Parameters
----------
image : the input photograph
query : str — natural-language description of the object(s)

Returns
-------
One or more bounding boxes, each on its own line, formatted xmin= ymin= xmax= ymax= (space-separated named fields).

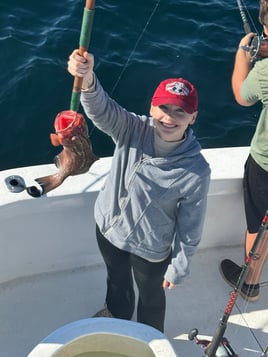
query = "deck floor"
xmin=1 ymin=246 xmax=268 ymax=357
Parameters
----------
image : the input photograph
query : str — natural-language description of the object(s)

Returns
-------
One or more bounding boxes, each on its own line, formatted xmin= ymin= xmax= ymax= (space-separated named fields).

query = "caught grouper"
xmin=36 ymin=110 xmax=98 ymax=194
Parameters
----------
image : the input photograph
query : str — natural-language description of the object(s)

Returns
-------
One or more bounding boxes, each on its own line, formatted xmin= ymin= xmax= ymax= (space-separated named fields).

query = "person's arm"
xmin=164 ymin=172 xmax=210 ymax=286
xmin=232 ymin=33 xmax=255 ymax=106
xmin=67 ymin=49 xmax=141 ymax=140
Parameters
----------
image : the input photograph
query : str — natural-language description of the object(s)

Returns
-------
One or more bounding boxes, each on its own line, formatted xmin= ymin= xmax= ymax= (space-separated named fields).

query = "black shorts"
xmin=243 ymin=154 xmax=268 ymax=233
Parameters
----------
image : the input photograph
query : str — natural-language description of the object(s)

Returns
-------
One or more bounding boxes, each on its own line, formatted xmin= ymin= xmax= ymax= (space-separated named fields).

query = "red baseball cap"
xmin=151 ymin=78 xmax=198 ymax=114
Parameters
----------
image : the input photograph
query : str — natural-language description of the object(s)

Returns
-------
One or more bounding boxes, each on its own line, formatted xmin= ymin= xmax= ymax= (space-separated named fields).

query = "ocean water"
xmin=0 ymin=0 xmax=261 ymax=171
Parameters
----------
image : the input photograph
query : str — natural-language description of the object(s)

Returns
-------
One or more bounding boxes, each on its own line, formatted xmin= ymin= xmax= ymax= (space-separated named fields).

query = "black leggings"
xmin=96 ymin=225 xmax=172 ymax=332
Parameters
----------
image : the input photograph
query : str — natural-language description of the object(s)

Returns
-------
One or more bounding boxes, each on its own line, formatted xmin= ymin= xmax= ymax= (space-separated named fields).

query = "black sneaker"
xmin=219 ymin=259 xmax=260 ymax=302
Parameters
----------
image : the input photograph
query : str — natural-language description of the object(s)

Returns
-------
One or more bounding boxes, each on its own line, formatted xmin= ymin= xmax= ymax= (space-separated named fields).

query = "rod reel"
xmin=247 ymin=34 xmax=268 ymax=63
xmin=236 ymin=0 xmax=268 ymax=62
xmin=188 ymin=328 xmax=238 ymax=357
xmin=249 ymin=34 xmax=261 ymax=62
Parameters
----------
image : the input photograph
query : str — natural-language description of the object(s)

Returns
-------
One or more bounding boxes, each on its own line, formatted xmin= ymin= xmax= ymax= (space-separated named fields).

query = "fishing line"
xmin=260 ymin=280 xmax=268 ymax=287
xmin=226 ymin=225 xmax=268 ymax=351
xmin=89 ymin=0 xmax=161 ymax=138
xmin=229 ymin=268 xmax=268 ymax=348
xmin=228 ymin=292 xmax=258 ymax=350
xmin=109 ymin=0 xmax=161 ymax=97
xmin=235 ymin=302 xmax=266 ymax=354
xmin=220 ymin=287 xmax=251 ymax=351
xmin=237 ymin=0 xmax=260 ymax=34
xmin=246 ymin=0 xmax=259 ymax=33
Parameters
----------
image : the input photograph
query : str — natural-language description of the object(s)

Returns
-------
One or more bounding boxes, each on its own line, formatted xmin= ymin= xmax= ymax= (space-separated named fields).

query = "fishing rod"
xmin=236 ymin=0 xmax=252 ymax=34
xmin=70 ymin=0 xmax=96 ymax=112
xmin=188 ymin=210 xmax=268 ymax=357
xmin=236 ymin=0 xmax=262 ymax=61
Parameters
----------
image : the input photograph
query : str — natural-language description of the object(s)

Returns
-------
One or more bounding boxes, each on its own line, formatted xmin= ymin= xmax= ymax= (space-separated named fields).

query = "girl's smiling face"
xmin=150 ymin=104 xmax=197 ymax=142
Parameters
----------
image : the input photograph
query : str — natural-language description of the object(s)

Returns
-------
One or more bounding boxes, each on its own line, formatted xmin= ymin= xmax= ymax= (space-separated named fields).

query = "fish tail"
xmin=35 ymin=174 xmax=63 ymax=195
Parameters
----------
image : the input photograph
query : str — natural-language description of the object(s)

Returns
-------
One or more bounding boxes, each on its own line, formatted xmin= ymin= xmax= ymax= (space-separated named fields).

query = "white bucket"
xmin=28 ymin=317 xmax=178 ymax=357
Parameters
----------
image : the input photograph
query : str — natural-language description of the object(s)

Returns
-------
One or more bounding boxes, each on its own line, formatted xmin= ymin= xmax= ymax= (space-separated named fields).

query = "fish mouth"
xmin=54 ymin=111 xmax=87 ymax=138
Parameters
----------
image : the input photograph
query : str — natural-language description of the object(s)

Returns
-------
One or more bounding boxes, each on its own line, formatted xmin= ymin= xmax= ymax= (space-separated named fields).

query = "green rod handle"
xmin=70 ymin=0 xmax=95 ymax=112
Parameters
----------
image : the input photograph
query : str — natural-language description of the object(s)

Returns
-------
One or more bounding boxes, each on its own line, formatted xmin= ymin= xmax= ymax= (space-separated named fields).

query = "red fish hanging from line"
xmin=35 ymin=110 xmax=98 ymax=194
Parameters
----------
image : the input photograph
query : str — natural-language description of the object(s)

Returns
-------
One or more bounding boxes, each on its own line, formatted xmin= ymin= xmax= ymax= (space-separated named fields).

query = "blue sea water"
xmin=0 ymin=0 xmax=262 ymax=170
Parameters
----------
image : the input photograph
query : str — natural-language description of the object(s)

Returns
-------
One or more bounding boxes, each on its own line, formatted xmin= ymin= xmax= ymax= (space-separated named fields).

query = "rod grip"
xmin=70 ymin=2 xmax=95 ymax=112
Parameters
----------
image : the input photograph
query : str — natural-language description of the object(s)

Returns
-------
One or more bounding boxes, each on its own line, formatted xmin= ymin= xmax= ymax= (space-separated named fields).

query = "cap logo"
xmin=165 ymin=81 xmax=190 ymax=96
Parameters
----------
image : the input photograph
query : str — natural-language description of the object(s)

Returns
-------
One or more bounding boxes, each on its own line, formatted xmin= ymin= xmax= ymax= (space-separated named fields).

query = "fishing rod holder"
xmin=188 ymin=328 xmax=238 ymax=357
xmin=5 ymin=175 xmax=26 ymax=193
xmin=5 ymin=175 xmax=42 ymax=198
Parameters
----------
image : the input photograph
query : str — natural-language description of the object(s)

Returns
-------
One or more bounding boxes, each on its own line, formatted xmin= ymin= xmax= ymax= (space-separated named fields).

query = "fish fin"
xmin=35 ymin=174 xmax=63 ymax=195
xmin=50 ymin=133 xmax=62 ymax=146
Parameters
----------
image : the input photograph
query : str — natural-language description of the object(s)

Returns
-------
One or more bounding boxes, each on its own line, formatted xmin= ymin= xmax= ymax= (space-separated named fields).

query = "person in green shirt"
xmin=220 ymin=0 xmax=268 ymax=302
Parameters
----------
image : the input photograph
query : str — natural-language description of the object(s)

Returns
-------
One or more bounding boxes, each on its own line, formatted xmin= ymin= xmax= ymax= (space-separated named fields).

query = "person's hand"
xmin=238 ymin=32 xmax=256 ymax=48
xmin=67 ymin=49 xmax=94 ymax=90
xmin=162 ymin=279 xmax=176 ymax=289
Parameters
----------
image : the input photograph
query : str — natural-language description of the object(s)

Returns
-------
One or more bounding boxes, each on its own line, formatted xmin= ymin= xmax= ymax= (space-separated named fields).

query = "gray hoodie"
xmin=81 ymin=77 xmax=211 ymax=285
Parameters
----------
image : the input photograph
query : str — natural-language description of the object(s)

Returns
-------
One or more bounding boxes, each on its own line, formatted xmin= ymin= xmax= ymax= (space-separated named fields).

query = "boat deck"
xmin=1 ymin=148 xmax=268 ymax=356
xmin=1 ymin=245 xmax=268 ymax=357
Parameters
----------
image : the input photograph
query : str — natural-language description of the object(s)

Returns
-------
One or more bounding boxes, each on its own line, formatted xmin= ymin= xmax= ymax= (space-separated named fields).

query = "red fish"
xmin=36 ymin=110 xmax=98 ymax=194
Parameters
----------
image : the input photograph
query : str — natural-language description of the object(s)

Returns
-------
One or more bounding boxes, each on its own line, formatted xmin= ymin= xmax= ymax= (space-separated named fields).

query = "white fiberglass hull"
xmin=1 ymin=147 xmax=268 ymax=356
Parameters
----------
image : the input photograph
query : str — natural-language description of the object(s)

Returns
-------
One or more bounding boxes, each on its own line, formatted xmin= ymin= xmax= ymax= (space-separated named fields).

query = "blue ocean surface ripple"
xmin=0 ymin=0 xmax=262 ymax=170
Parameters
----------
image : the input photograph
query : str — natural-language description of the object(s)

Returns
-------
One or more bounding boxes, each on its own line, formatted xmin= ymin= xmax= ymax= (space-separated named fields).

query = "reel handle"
xmin=188 ymin=328 xmax=238 ymax=357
